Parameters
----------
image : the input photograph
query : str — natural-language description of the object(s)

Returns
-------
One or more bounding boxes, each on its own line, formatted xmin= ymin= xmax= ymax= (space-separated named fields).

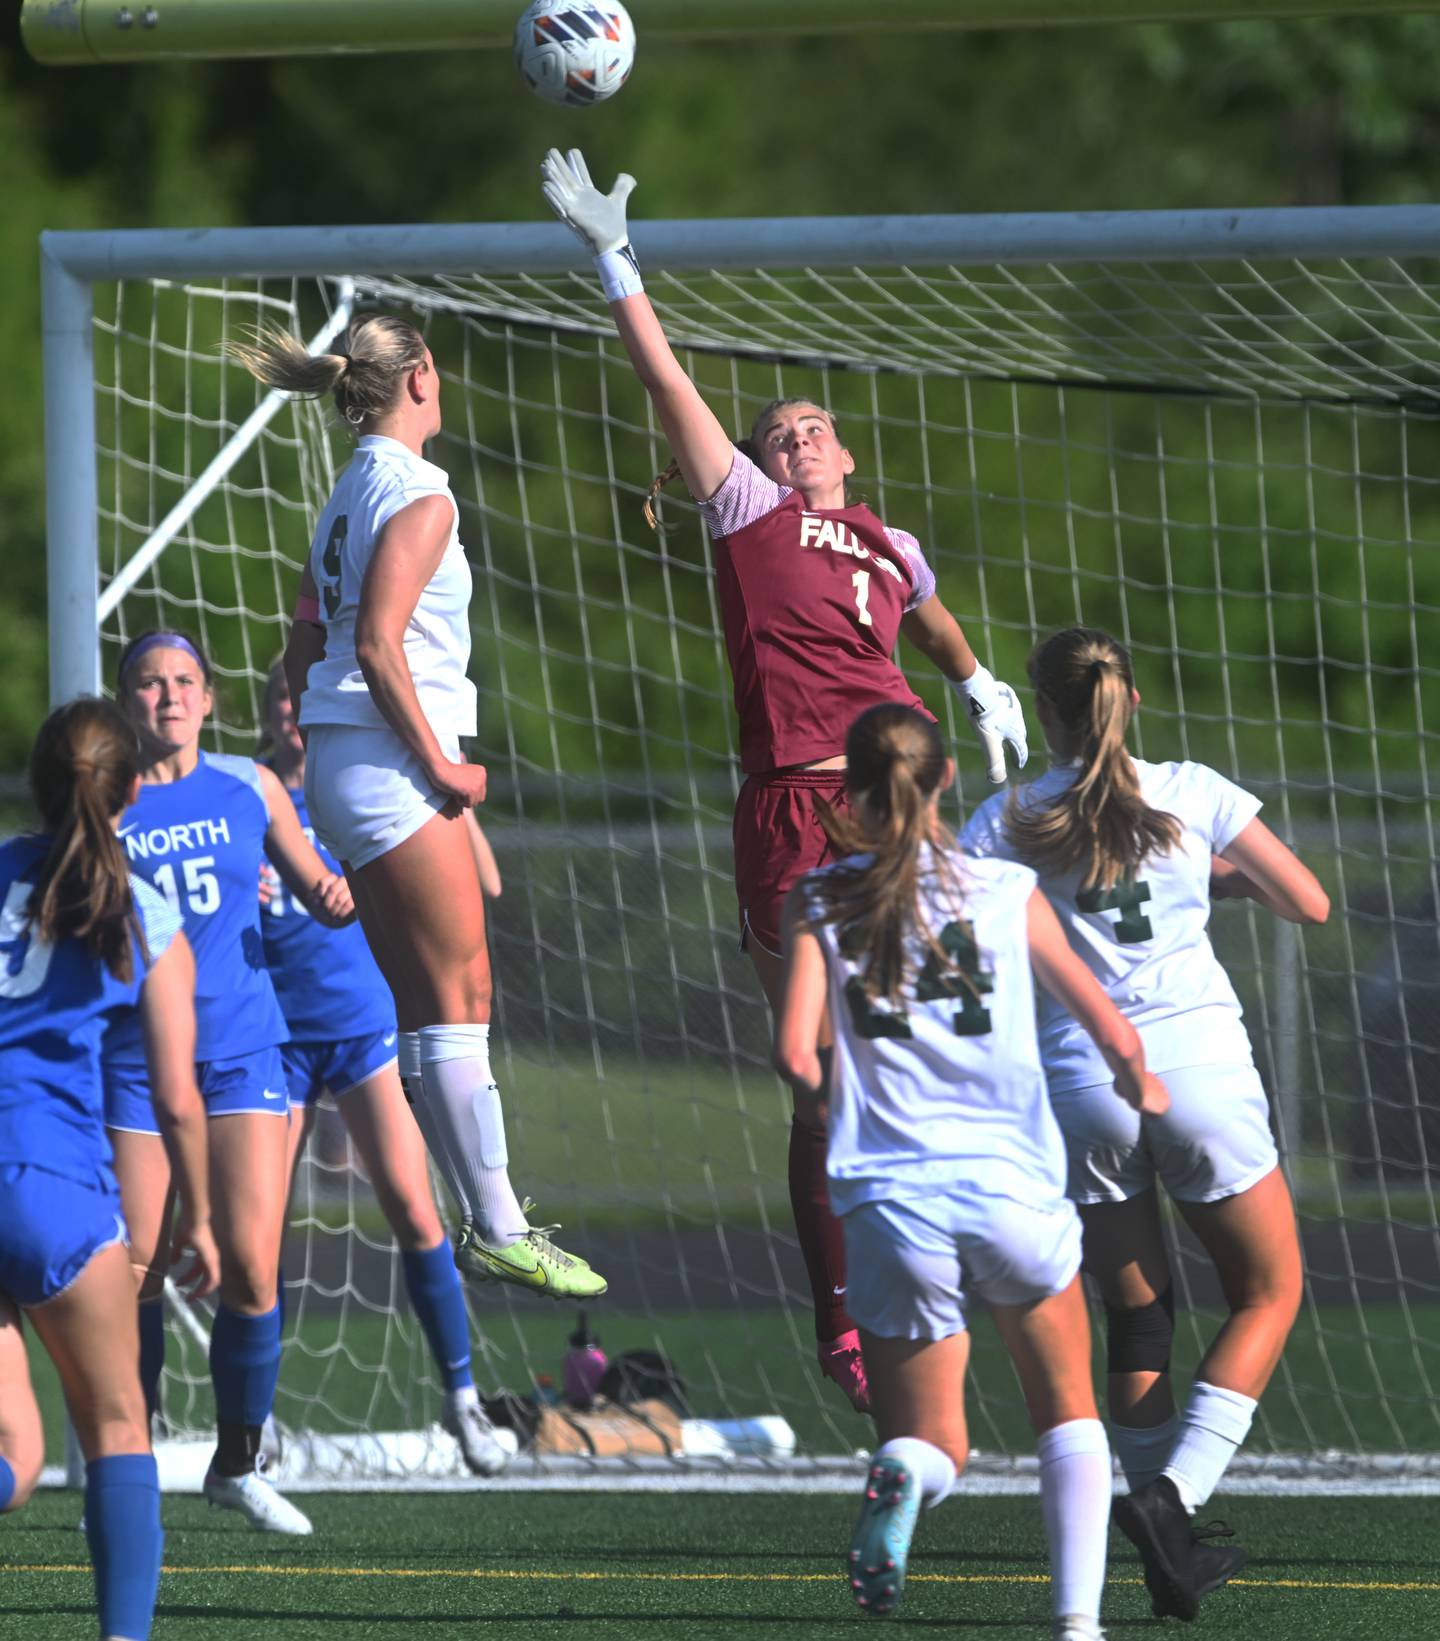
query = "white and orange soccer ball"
xmin=514 ymin=1 xmax=636 ymax=107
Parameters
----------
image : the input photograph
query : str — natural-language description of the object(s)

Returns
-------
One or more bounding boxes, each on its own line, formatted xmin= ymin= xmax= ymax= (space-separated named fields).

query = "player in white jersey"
xmin=774 ymin=704 xmax=1169 ymax=1641
xmin=228 ymin=316 xmax=604 ymax=1302
xmin=962 ymin=626 xmax=1330 ymax=1622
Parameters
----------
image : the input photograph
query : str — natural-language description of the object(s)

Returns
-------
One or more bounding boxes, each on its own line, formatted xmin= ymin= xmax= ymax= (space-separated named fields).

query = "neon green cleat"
xmin=454 ymin=1205 xmax=607 ymax=1300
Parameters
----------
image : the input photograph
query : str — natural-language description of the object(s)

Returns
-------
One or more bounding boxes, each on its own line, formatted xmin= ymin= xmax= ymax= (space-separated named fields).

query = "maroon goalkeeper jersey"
xmin=701 ymin=452 xmax=936 ymax=774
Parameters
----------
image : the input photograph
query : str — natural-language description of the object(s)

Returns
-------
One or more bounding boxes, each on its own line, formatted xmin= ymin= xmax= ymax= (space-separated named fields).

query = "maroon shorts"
xmin=733 ymin=769 xmax=850 ymax=956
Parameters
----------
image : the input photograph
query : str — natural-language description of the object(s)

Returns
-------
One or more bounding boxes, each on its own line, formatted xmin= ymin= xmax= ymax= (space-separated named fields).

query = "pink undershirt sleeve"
xmin=885 ymin=527 xmax=937 ymax=611
xmin=697 ymin=449 xmax=790 ymax=538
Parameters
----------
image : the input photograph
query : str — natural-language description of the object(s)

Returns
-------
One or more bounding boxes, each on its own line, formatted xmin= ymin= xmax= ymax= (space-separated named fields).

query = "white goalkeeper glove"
xmin=951 ymin=663 xmax=1029 ymax=784
xmin=541 ymin=148 xmax=642 ymax=301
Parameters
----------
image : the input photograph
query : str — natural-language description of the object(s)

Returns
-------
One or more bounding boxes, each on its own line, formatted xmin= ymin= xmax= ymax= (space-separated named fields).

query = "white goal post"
xmin=40 ymin=205 xmax=1440 ymax=1492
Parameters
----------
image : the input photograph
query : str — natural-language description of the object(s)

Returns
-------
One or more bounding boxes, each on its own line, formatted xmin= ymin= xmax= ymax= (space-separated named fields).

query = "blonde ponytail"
xmin=225 ymin=312 xmax=427 ymax=430
xmin=1003 ymin=627 xmax=1181 ymax=891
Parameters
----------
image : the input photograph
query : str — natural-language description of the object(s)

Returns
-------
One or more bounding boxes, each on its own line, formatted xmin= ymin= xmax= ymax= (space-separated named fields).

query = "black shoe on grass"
xmin=1113 ymin=1475 xmax=1200 ymax=1621
xmin=1150 ymin=1519 xmax=1247 ymax=1619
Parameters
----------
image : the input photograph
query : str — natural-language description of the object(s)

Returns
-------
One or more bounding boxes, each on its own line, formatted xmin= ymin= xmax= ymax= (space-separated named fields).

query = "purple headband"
xmin=119 ymin=632 xmax=209 ymax=684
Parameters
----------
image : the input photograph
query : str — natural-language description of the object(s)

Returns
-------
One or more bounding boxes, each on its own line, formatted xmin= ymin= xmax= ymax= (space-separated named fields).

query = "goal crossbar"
xmin=40 ymin=204 xmax=1440 ymax=282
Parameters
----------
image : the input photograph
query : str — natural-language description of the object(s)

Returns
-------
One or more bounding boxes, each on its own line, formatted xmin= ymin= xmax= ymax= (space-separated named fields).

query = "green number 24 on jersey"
xmin=843 ymin=920 xmax=994 ymax=1041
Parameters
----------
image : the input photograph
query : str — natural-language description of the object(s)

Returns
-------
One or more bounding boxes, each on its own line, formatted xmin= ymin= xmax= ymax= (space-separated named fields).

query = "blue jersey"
xmin=0 ymin=836 xmax=182 ymax=1188
xmin=108 ymin=751 xmax=289 ymax=1066
xmin=261 ymin=781 xmax=394 ymax=1041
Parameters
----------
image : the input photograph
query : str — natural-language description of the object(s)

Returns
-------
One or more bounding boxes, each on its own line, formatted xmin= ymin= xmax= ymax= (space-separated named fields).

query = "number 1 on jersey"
xmin=851 ymin=569 xmax=873 ymax=627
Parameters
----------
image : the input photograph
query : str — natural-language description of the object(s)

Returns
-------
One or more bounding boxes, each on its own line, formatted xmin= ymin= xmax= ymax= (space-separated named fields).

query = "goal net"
xmin=46 ymin=210 xmax=1440 ymax=1490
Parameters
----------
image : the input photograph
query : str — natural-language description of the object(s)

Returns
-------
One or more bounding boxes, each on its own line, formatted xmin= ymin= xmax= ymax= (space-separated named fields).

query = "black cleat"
xmin=1113 ymin=1475 xmax=1200 ymax=1622
xmin=1151 ymin=1520 xmax=1246 ymax=1618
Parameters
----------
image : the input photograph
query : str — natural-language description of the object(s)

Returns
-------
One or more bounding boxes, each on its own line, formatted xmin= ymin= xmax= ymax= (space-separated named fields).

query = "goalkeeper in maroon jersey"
xmin=542 ymin=149 xmax=1027 ymax=1414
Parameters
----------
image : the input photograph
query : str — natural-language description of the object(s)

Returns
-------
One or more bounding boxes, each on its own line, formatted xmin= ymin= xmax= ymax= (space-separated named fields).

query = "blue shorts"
xmin=104 ymin=1045 xmax=291 ymax=1136
xmin=282 ymin=1030 xmax=399 ymax=1107
xmin=0 ymin=1165 xmax=128 ymax=1309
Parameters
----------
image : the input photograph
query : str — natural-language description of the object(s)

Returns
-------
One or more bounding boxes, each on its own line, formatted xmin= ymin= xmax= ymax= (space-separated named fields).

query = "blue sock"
xmin=84 ymin=1453 xmax=162 ymax=1641
xmin=138 ymin=1302 xmax=166 ymax=1424
xmin=401 ymin=1240 xmax=475 ymax=1393
xmin=209 ymin=1303 xmax=281 ymax=1428
xmin=0 ymin=1453 xmax=15 ymax=1511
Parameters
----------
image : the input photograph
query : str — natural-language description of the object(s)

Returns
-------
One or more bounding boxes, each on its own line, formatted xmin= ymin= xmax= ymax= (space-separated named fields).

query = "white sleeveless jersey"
xmin=803 ymin=846 xmax=1068 ymax=1218
xmin=300 ymin=435 xmax=478 ymax=738
xmin=962 ymin=758 xmax=1262 ymax=1091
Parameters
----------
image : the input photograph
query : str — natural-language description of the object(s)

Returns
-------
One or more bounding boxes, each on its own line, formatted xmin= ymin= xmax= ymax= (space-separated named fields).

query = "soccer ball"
xmin=514 ymin=1 xmax=636 ymax=108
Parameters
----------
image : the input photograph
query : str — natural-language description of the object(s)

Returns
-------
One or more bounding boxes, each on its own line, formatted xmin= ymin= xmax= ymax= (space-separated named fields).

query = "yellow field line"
xmin=9 ymin=1566 xmax=1440 ymax=1593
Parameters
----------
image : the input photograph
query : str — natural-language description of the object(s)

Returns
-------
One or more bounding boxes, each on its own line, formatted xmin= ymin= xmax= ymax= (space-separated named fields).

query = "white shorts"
xmin=304 ymin=723 xmax=459 ymax=871
xmin=1053 ymin=1061 xmax=1279 ymax=1206
xmin=842 ymin=1191 xmax=1082 ymax=1342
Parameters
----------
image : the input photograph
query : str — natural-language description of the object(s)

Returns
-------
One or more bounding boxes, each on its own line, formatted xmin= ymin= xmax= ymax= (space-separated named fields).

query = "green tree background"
xmin=5 ymin=15 xmax=1440 ymax=768
xmin=5 ymin=12 xmax=1440 ymax=796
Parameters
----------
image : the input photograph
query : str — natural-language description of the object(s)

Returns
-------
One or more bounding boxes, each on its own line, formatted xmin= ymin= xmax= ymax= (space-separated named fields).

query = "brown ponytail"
xmin=1003 ymin=627 xmax=1181 ymax=891
xmin=643 ymin=457 xmax=681 ymax=532
xmin=809 ymin=703 xmax=971 ymax=1012
xmin=27 ymin=699 xmax=144 ymax=982
xmin=225 ymin=312 xmax=427 ymax=431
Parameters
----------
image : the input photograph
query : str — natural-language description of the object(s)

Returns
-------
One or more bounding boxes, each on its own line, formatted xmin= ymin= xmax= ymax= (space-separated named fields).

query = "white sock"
xmin=1037 ymin=1418 xmax=1111 ymax=1625
xmin=1110 ymin=1413 xmax=1180 ymax=1493
xmin=443 ymin=1384 xmax=480 ymax=1416
xmin=399 ymin=1031 xmax=472 ymax=1218
xmin=1052 ymin=1617 xmax=1104 ymax=1641
xmin=875 ymin=1437 xmax=958 ymax=1508
xmin=1162 ymin=1381 xmax=1256 ymax=1513
xmin=417 ymin=1024 xmax=528 ymax=1248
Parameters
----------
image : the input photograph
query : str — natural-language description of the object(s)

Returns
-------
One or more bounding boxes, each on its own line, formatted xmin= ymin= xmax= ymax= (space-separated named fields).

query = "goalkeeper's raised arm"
xmin=542 ymin=146 xmax=1029 ymax=1413
xmin=539 ymin=147 xmax=1028 ymax=787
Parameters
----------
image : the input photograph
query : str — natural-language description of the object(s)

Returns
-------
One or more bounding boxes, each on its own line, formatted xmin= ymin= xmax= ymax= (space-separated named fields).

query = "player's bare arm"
xmin=353 ymin=493 xmax=486 ymax=810
xmin=899 ymin=595 xmax=980 ymax=683
xmin=283 ymin=562 xmax=327 ymax=741
xmin=1219 ymin=819 xmax=1330 ymax=925
xmin=138 ymin=930 xmax=219 ymax=1298
xmin=541 ymin=149 xmax=735 ymax=503
xmin=771 ymin=886 xmax=827 ymax=1098
xmin=256 ymin=763 xmax=355 ymax=927
xmin=900 ymin=596 xmax=1027 ymax=784
xmin=464 ymin=812 xmax=503 ymax=898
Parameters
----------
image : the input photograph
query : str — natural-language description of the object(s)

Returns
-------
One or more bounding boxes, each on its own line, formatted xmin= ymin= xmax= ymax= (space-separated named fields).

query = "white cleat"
xmin=442 ymin=1393 xmax=510 ymax=1478
xmin=1053 ymin=1619 xmax=1105 ymax=1641
xmin=203 ymin=1466 xmax=313 ymax=1535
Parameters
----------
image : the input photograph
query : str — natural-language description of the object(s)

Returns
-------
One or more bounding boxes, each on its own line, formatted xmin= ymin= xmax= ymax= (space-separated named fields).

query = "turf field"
xmin=4 ymin=1490 xmax=1437 ymax=1639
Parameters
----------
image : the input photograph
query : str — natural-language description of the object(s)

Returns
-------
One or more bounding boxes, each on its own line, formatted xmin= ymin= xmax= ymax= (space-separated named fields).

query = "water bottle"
xmin=561 ymin=1312 xmax=608 ymax=1409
